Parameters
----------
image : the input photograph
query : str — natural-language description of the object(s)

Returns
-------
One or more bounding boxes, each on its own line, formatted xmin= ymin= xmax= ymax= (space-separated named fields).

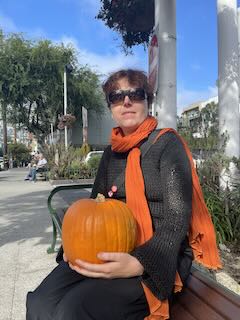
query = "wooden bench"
xmin=171 ymin=266 xmax=240 ymax=319
xmin=47 ymin=184 xmax=240 ymax=319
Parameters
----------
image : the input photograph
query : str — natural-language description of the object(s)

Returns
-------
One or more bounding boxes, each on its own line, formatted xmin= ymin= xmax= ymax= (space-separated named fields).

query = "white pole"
xmin=154 ymin=0 xmax=177 ymax=129
xmin=217 ymin=0 xmax=240 ymax=188
xmin=50 ymin=123 xmax=54 ymax=144
xmin=238 ymin=7 xmax=240 ymax=111
xmin=64 ymin=68 xmax=68 ymax=150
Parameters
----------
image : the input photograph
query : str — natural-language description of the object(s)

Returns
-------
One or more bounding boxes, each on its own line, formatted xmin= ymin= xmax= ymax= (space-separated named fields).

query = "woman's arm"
xmin=131 ymin=133 xmax=192 ymax=300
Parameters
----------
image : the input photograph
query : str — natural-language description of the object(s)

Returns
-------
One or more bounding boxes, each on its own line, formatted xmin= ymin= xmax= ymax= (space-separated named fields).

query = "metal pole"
xmin=217 ymin=0 xmax=240 ymax=188
xmin=63 ymin=68 xmax=68 ymax=150
xmin=154 ymin=0 xmax=177 ymax=129
xmin=238 ymin=7 xmax=240 ymax=111
xmin=50 ymin=123 xmax=54 ymax=144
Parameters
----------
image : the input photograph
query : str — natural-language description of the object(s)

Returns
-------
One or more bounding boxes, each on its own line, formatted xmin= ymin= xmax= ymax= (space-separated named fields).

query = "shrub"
xmin=42 ymin=143 xmax=96 ymax=180
xmin=197 ymin=153 xmax=240 ymax=244
xmin=87 ymin=155 xmax=102 ymax=174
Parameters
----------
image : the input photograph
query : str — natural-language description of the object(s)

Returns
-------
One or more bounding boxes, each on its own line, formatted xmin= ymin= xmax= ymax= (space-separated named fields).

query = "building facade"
xmin=180 ymin=96 xmax=218 ymax=138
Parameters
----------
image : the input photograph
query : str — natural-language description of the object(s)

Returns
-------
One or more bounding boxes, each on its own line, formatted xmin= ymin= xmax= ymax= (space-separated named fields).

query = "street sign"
xmin=149 ymin=34 xmax=159 ymax=94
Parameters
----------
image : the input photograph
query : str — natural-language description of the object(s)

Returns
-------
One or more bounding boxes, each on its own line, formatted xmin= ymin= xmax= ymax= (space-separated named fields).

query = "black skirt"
xmin=26 ymin=261 xmax=149 ymax=320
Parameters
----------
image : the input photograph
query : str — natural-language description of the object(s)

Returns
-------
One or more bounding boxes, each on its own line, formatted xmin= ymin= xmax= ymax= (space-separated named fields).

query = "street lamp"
xmin=63 ymin=63 xmax=73 ymax=149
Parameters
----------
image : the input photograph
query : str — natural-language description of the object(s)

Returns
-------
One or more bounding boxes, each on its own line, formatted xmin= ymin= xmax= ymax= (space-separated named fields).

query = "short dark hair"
xmin=102 ymin=69 xmax=153 ymax=107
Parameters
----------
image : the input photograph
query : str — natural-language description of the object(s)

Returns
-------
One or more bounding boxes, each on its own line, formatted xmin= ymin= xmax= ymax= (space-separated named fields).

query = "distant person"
xmin=24 ymin=160 xmax=37 ymax=182
xmin=36 ymin=154 xmax=47 ymax=173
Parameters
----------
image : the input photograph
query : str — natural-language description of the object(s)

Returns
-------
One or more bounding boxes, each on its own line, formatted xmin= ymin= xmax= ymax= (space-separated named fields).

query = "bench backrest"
xmin=171 ymin=267 xmax=240 ymax=320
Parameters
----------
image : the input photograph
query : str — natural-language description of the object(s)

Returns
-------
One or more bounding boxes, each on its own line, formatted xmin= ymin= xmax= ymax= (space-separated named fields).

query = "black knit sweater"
xmin=91 ymin=131 xmax=193 ymax=301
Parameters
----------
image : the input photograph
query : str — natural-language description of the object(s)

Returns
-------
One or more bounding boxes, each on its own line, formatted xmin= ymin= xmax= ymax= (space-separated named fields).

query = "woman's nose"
xmin=123 ymin=95 xmax=132 ymax=106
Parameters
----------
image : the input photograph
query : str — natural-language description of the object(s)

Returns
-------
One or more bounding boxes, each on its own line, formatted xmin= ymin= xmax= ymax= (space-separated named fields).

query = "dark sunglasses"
xmin=108 ymin=88 xmax=147 ymax=105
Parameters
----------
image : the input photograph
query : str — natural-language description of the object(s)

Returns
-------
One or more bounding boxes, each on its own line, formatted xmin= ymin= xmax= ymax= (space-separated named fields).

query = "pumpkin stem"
xmin=96 ymin=193 xmax=106 ymax=203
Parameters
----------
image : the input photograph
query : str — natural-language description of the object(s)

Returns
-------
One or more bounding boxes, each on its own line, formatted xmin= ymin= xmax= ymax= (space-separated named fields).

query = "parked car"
xmin=0 ymin=157 xmax=4 ymax=170
xmin=84 ymin=151 xmax=104 ymax=164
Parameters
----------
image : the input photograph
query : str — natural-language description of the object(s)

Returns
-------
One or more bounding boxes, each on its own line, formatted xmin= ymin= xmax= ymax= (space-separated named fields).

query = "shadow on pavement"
xmin=0 ymin=189 xmax=54 ymax=248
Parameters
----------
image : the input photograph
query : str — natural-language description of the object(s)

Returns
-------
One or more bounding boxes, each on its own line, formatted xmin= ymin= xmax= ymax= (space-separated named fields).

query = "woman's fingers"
xmin=63 ymin=252 xmax=68 ymax=262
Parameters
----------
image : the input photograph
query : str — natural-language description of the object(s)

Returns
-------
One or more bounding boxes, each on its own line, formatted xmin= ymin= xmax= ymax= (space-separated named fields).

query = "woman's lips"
xmin=122 ymin=111 xmax=136 ymax=116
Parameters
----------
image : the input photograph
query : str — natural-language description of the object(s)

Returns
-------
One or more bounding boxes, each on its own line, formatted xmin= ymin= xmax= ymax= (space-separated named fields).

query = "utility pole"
xmin=2 ymin=103 xmax=8 ymax=169
xmin=217 ymin=0 xmax=240 ymax=188
xmin=63 ymin=63 xmax=73 ymax=150
xmin=63 ymin=67 xmax=68 ymax=150
xmin=153 ymin=0 xmax=177 ymax=129
xmin=238 ymin=7 xmax=240 ymax=110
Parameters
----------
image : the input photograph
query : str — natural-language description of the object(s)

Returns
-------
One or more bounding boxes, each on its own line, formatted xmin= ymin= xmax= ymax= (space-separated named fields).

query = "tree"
xmin=0 ymin=31 xmax=31 ymax=159
xmin=0 ymin=30 xmax=105 ymax=148
xmin=97 ymin=0 xmax=154 ymax=50
xmin=8 ymin=142 xmax=31 ymax=166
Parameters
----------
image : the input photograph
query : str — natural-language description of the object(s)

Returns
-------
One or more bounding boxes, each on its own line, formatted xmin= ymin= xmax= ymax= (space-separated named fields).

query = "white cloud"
xmin=177 ymin=85 xmax=218 ymax=114
xmin=0 ymin=12 xmax=18 ymax=33
xmin=60 ymin=36 xmax=146 ymax=77
xmin=0 ymin=11 xmax=46 ymax=39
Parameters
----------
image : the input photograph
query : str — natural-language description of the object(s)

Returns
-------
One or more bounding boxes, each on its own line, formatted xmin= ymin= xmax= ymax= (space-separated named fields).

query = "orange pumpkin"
xmin=62 ymin=193 xmax=137 ymax=265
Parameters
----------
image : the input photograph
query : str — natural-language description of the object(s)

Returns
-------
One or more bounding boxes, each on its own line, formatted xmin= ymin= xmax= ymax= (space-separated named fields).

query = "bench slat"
xmin=175 ymin=287 xmax=226 ymax=319
xmin=188 ymin=271 xmax=240 ymax=319
xmin=191 ymin=269 xmax=240 ymax=307
xmin=171 ymin=303 xmax=197 ymax=320
xmin=171 ymin=269 xmax=240 ymax=320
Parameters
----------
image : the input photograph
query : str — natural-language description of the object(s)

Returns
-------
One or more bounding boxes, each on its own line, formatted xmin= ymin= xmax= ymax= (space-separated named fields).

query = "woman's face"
xmin=109 ymin=77 xmax=149 ymax=136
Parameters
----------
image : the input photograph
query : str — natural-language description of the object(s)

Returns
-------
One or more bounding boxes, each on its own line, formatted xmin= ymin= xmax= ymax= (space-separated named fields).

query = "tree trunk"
xmin=2 ymin=103 xmax=8 ymax=169
xmin=13 ymin=125 xmax=17 ymax=143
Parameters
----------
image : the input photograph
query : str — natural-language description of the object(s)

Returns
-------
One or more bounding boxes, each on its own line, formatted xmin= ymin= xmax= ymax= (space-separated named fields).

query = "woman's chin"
xmin=120 ymin=122 xmax=140 ymax=135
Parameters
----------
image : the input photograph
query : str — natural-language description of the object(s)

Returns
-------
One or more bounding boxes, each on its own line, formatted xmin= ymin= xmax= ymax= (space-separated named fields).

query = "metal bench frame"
xmin=47 ymin=183 xmax=93 ymax=253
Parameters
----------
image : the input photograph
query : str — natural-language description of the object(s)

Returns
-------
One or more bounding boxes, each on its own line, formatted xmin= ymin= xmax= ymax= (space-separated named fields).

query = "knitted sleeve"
xmin=131 ymin=134 xmax=192 ymax=300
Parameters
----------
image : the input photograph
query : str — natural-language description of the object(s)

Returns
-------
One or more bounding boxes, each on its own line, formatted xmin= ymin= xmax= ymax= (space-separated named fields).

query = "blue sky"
xmin=0 ymin=0 xmax=228 ymax=113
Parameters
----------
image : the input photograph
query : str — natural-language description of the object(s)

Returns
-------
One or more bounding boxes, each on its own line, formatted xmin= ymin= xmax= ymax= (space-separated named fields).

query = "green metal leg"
xmin=47 ymin=218 xmax=58 ymax=253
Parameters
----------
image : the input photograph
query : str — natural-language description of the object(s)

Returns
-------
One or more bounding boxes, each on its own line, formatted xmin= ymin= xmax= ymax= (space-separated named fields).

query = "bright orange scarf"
xmin=111 ymin=116 xmax=222 ymax=320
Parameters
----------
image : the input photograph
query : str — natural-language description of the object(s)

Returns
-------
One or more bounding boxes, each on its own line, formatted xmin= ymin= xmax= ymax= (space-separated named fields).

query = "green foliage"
xmin=179 ymin=102 xmax=240 ymax=244
xmin=87 ymin=155 xmax=102 ymax=173
xmin=42 ymin=143 xmax=95 ymax=180
xmin=0 ymin=30 xmax=105 ymax=148
xmin=97 ymin=0 xmax=154 ymax=51
xmin=79 ymin=143 xmax=91 ymax=158
xmin=7 ymin=143 xmax=31 ymax=165
xmin=197 ymin=154 xmax=240 ymax=244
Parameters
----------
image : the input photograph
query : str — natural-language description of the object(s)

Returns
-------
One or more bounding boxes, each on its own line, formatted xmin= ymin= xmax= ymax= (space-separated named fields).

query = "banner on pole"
xmin=82 ymin=106 xmax=88 ymax=143
xmin=149 ymin=33 xmax=159 ymax=94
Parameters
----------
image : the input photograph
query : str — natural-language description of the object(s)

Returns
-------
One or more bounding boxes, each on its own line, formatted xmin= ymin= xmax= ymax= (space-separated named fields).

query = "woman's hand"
xmin=67 ymin=252 xmax=144 ymax=279
xmin=63 ymin=252 xmax=68 ymax=262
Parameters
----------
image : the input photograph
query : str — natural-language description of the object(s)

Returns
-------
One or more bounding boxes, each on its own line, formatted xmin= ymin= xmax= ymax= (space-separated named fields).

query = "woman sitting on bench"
xmin=36 ymin=154 xmax=47 ymax=173
xmin=26 ymin=69 xmax=221 ymax=320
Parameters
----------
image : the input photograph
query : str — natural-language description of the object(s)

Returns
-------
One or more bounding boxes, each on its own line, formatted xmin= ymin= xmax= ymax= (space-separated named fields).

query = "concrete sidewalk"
xmin=0 ymin=168 xmax=61 ymax=320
